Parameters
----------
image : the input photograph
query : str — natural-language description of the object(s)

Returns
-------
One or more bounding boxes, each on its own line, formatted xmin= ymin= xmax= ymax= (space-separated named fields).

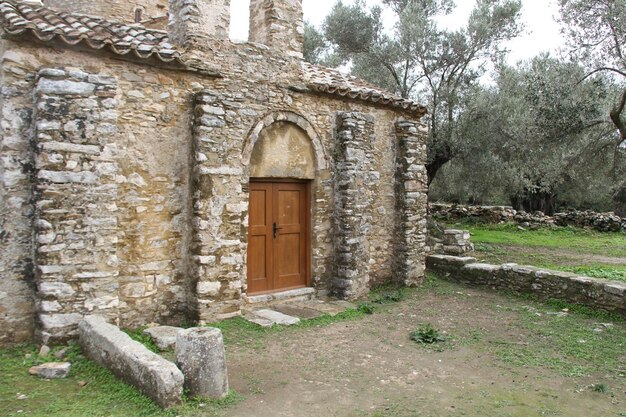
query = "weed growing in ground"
xmin=592 ymin=383 xmax=608 ymax=393
xmin=410 ymin=323 xmax=445 ymax=345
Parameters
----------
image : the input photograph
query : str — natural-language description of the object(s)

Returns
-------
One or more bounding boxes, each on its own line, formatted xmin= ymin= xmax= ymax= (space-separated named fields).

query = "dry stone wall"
xmin=431 ymin=203 xmax=626 ymax=233
xmin=427 ymin=255 xmax=626 ymax=317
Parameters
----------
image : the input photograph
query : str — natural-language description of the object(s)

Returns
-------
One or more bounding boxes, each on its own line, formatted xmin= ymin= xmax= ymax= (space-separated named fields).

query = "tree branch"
xmin=610 ymin=86 xmax=626 ymax=141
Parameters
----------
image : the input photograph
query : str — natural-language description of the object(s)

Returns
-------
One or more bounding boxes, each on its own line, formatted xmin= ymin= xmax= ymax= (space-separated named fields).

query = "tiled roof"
xmin=0 ymin=1 xmax=426 ymax=114
xmin=301 ymin=62 xmax=427 ymax=116
xmin=0 ymin=0 xmax=181 ymax=62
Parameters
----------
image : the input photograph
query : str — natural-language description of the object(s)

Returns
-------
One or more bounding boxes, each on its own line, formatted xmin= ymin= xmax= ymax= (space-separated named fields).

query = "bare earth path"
xmin=223 ymin=279 xmax=626 ymax=417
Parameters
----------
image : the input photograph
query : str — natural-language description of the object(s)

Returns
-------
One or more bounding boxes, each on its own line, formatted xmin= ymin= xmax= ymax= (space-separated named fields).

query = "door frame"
xmin=247 ymin=178 xmax=312 ymax=295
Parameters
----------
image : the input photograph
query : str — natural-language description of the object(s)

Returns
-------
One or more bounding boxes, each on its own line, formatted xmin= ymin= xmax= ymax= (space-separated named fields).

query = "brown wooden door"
xmin=248 ymin=181 xmax=309 ymax=294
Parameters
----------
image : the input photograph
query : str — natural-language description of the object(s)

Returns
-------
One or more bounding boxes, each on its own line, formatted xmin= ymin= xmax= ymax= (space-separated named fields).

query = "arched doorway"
xmin=244 ymin=113 xmax=325 ymax=295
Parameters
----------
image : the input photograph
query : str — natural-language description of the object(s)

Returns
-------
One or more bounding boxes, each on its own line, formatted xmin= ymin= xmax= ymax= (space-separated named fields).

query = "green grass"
xmin=0 ymin=308 xmax=367 ymax=417
xmin=491 ymin=305 xmax=626 ymax=377
xmin=556 ymin=265 xmax=626 ymax=283
xmin=454 ymin=222 xmax=626 ymax=257
xmin=453 ymin=222 xmax=626 ymax=283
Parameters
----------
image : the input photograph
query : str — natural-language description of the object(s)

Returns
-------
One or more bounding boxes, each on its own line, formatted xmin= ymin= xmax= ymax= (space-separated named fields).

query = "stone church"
xmin=0 ymin=0 xmax=429 ymax=345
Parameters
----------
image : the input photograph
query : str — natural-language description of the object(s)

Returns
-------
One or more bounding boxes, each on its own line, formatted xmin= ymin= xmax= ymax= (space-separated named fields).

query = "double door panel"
xmin=248 ymin=181 xmax=308 ymax=294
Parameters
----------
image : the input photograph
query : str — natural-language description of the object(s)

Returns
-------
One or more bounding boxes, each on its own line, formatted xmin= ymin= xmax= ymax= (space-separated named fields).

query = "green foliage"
xmin=592 ymin=383 xmax=608 ymax=393
xmin=357 ymin=302 xmax=376 ymax=314
xmin=559 ymin=266 xmax=626 ymax=283
xmin=305 ymin=0 xmax=523 ymax=184
xmin=430 ymin=56 xmax=626 ymax=212
xmin=410 ymin=323 xmax=445 ymax=344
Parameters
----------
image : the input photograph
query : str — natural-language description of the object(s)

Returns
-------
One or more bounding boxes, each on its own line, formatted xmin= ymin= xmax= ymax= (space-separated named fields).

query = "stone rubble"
xmin=28 ymin=362 xmax=71 ymax=379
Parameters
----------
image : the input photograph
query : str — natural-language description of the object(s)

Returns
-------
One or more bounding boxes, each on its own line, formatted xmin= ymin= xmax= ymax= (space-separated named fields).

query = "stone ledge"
xmin=427 ymin=255 xmax=626 ymax=317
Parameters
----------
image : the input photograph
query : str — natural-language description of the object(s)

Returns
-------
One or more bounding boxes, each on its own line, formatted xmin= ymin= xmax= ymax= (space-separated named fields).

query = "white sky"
xmin=230 ymin=0 xmax=565 ymax=64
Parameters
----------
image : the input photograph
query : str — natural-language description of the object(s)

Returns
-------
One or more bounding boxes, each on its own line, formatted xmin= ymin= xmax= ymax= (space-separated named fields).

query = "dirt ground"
xmin=223 ymin=280 xmax=626 ymax=417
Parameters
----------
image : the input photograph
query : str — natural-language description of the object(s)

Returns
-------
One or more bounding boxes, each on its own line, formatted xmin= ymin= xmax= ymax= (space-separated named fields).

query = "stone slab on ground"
xmin=244 ymin=309 xmax=300 ymax=327
xmin=272 ymin=304 xmax=324 ymax=319
xmin=78 ymin=315 xmax=184 ymax=408
xmin=300 ymin=301 xmax=349 ymax=316
xmin=29 ymin=362 xmax=71 ymax=379
xmin=143 ymin=326 xmax=183 ymax=351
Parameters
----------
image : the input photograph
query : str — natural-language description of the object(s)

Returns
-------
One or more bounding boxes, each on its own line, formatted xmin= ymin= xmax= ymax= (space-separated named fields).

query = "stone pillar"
xmin=168 ymin=0 xmax=231 ymax=47
xmin=191 ymin=90 xmax=246 ymax=323
xmin=33 ymin=68 xmax=120 ymax=343
xmin=333 ymin=112 xmax=376 ymax=299
xmin=175 ymin=327 xmax=228 ymax=399
xmin=394 ymin=120 xmax=428 ymax=286
xmin=0 ymin=49 xmax=38 ymax=345
xmin=249 ymin=0 xmax=304 ymax=58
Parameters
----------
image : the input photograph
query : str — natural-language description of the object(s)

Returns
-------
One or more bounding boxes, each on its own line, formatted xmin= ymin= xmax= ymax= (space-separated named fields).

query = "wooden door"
xmin=248 ymin=181 xmax=309 ymax=294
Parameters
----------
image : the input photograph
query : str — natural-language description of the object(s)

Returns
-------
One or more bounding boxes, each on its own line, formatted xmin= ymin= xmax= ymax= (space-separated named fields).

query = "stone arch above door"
xmin=243 ymin=111 xmax=328 ymax=174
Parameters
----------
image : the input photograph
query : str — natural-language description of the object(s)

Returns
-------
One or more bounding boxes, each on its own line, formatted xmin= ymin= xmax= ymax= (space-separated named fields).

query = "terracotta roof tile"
xmin=0 ymin=1 xmax=426 ymax=114
xmin=0 ymin=0 xmax=181 ymax=62
xmin=301 ymin=62 xmax=427 ymax=116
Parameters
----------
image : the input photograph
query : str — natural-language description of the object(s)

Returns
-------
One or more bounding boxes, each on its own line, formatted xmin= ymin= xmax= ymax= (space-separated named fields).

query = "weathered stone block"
xmin=175 ymin=327 xmax=229 ymax=399
xmin=29 ymin=362 xmax=71 ymax=379
xmin=79 ymin=316 xmax=183 ymax=408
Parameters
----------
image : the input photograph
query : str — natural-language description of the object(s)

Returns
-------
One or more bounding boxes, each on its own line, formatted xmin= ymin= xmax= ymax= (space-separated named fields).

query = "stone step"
xmin=242 ymin=287 xmax=315 ymax=306
xmin=243 ymin=309 xmax=300 ymax=328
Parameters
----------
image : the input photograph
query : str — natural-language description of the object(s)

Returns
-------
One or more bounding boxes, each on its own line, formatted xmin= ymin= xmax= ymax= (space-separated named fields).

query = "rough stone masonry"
xmin=0 ymin=0 xmax=429 ymax=345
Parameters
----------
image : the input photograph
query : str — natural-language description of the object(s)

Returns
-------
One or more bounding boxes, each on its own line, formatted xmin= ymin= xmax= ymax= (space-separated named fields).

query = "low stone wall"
xmin=426 ymin=255 xmax=626 ymax=317
xmin=430 ymin=203 xmax=626 ymax=233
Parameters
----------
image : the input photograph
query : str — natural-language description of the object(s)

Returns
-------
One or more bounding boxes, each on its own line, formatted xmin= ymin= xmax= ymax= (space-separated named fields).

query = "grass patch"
xmin=556 ymin=265 xmax=626 ymax=283
xmin=490 ymin=299 xmax=626 ymax=377
xmin=452 ymin=222 xmax=626 ymax=257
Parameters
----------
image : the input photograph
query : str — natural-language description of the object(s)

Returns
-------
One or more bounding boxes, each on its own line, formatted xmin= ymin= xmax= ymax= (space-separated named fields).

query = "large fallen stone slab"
xmin=78 ymin=316 xmax=184 ymax=408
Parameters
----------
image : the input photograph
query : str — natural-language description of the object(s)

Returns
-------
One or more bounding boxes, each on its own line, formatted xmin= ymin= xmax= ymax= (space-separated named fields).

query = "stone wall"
xmin=431 ymin=203 xmax=626 ymax=233
xmin=0 ymin=26 xmax=429 ymax=342
xmin=426 ymin=223 xmax=474 ymax=256
xmin=427 ymin=255 xmax=626 ymax=317
xmin=33 ymin=68 xmax=120 ymax=343
xmin=44 ymin=0 xmax=168 ymax=23
xmin=249 ymin=0 xmax=304 ymax=58
xmin=394 ymin=120 xmax=428 ymax=286
xmin=332 ymin=112 xmax=376 ymax=299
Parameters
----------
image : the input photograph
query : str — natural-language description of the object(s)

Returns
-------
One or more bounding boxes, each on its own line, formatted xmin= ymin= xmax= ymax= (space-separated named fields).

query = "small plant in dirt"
xmin=410 ymin=323 xmax=445 ymax=344
xmin=357 ymin=302 xmax=375 ymax=314
xmin=592 ymin=383 xmax=608 ymax=393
